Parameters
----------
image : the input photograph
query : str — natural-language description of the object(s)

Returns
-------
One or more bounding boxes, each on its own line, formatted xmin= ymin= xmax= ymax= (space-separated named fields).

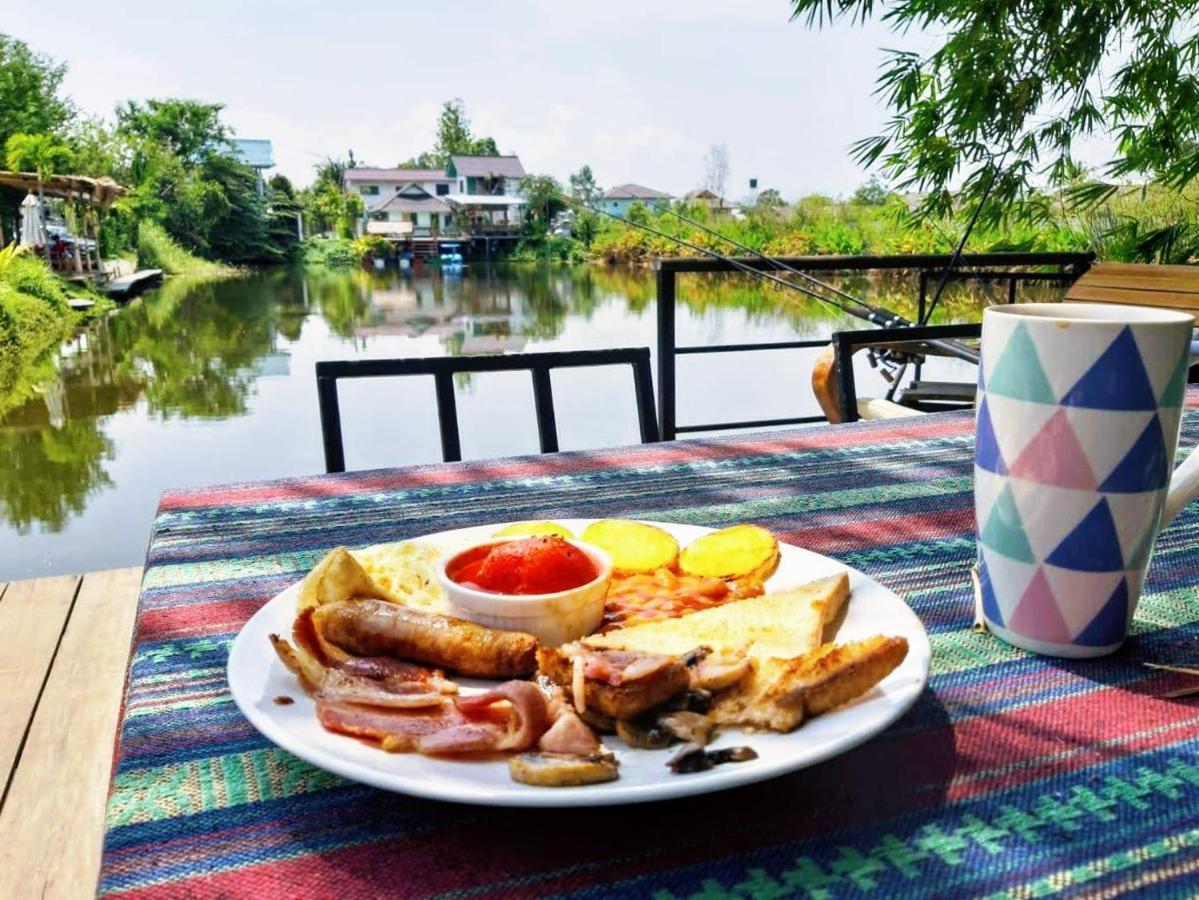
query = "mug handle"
xmin=1163 ymin=444 xmax=1199 ymax=527
xmin=1162 ymin=342 xmax=1199 ymax=527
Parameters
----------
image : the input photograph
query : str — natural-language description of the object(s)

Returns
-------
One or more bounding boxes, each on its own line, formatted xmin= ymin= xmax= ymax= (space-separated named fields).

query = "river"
xmin=1 ymin=264 xmax=1024 ymax=580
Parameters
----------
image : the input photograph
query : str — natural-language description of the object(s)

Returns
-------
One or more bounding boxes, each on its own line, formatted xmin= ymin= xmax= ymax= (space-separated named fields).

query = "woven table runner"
xmin=99 ymin=404 xmax=1199 ymax=898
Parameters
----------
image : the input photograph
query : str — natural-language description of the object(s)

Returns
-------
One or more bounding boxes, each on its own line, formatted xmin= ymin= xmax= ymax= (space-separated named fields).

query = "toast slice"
xmin=585 ymin=573 xmax=850 ymax=661
xmin=711 ymin=635 xmax=909 ymax=732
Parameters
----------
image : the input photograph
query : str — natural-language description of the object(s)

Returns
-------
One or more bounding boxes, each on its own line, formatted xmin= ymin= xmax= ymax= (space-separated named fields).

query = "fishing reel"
xmin=865 ymin=346 xmax=922 ymax=384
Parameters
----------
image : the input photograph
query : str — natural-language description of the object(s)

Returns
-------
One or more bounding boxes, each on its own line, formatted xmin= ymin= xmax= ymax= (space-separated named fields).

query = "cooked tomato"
xmin=451 ymin=537 xmax=598 ymax=594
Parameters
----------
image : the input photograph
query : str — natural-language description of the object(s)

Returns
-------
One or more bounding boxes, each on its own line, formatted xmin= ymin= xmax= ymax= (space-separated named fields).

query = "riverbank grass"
xmin=137 ymin=221 xmax=236 ymax=276
xmin=0 ymin=250 xmax=116 ymax=417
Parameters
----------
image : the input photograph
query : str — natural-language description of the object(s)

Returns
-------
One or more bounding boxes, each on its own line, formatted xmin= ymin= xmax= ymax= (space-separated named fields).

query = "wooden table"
xmin=0 ymin=568 xmax=143 ymax=900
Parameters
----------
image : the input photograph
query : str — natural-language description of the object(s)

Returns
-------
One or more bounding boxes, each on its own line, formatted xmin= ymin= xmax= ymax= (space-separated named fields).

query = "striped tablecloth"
xmin=100 ymin=405 xmax=1199 ymax=898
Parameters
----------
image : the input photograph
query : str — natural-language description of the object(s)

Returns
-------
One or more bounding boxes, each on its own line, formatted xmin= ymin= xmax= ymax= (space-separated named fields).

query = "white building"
xmin=343 ymin=156 xmax=528 ymax=245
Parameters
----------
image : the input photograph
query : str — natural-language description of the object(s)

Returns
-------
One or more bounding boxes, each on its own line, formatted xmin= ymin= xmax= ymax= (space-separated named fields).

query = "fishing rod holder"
xmin=832 ymin=323 xmax=983 ymax=424
xmin=654 ymin=251 xmax=1093 ymax=437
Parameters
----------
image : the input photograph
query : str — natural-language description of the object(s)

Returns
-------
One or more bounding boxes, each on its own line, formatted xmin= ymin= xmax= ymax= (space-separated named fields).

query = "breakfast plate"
xmin=227 ymin=519 xmax=931 ymax=807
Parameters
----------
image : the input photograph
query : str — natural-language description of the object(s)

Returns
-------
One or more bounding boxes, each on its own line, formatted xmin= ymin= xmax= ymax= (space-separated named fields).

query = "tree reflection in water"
xmin=0 ymin=420 xmax=114 ymax=533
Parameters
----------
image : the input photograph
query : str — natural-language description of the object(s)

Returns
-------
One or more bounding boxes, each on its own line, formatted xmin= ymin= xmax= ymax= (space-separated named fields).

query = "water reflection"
xmin=0 ymin=264 xmax=1029 ymax=578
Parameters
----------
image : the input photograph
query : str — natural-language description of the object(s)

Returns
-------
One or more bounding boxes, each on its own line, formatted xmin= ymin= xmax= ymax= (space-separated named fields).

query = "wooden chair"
xmin=315 ymin=348 xmax=659 ymax=472
xmin=1064 ymin=262 xmax=1199 ymax=318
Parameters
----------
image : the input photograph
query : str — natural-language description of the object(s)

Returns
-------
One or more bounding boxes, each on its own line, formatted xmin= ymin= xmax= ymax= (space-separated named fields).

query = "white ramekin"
xmin=436 ymin=538 xmax=612 ymax=646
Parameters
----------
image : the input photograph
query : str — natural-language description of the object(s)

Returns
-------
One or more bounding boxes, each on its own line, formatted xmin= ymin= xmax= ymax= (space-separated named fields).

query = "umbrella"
xmin=20 ymin=193 xmax=45 ymax=247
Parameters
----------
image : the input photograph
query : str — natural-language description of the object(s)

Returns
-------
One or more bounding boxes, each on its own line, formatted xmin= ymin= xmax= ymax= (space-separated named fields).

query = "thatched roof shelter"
xmin=0 ymin=171 xmax=129 ymax=209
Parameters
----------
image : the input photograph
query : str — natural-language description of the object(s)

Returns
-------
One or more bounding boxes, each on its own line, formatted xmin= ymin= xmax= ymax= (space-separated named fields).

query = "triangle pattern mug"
xmin=976 ymin=302 xmax=1199 ymax=657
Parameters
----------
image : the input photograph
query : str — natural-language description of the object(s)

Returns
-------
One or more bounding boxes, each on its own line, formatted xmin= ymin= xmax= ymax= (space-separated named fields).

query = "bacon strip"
xmin=316 ymin=680 xmax=553 ymax=756
xmin=455 ymin=681 xmax=552 ymax=751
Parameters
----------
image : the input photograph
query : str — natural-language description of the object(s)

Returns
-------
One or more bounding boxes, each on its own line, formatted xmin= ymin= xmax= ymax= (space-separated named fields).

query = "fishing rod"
xmin=563 ymin=192 xmax=907 ymax=329
xmin=579 ymin=190 xmax=980 ymax=367
xmin=921 ymin=153 xmax=1008 ymax=325
xmin=615 ymin=189 xmax=882 ymax=322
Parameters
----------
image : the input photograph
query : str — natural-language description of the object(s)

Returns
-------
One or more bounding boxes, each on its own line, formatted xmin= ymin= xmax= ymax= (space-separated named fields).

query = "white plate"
xmin=228 ymin=520 xmax=931 ymax=807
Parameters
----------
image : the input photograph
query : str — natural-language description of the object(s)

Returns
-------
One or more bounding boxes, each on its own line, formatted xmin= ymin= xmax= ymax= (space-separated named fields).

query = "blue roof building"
xmin=232 ymin=139 xmax=275 ymax=170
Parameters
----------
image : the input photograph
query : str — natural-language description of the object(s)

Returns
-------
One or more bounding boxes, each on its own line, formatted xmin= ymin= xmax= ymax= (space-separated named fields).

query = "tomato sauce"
xmin=449 ymin=537 xmax=599 ymax=594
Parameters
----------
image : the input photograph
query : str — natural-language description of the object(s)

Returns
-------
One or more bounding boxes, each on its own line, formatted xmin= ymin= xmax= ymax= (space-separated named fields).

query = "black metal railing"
xmin=316 ymin=348 xmax=658 ymax=471
xmin=653 ymin=251 xmax=1094 ymax=439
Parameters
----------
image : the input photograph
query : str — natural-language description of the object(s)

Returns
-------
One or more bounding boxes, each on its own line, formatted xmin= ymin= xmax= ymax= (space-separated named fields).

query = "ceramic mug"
xmin=975 ymin=302 xmax=1199 ymax=657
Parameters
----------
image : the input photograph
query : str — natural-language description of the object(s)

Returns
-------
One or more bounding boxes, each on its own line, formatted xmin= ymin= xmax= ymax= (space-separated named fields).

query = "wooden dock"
xmin=0 ymin=567 xmax=142 ymax=899
xmin=103 ymin=268 xmax=163 ymax=299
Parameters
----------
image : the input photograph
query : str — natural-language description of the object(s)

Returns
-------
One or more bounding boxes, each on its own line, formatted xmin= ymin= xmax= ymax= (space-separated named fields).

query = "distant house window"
xmin=359 ymin=185 xmax=379 ymax=195
xmin=459 ymin=180 xmax=465 ymax=192
xmin=370 ymin=212 xmax=387 ymax=221
xmin=436 ymin=183 xmax=449 ymax=196
xmin=444 ymin=214 xmax=453 ymax=226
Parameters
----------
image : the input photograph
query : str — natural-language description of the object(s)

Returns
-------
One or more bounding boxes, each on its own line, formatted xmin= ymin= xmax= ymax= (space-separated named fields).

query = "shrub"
xmin=351 ymin=234 xmax=390 ymax=261
xmin=300 ymin=236 xmax=361 ymax=267
xmin=2 ymin=255 xmax=70 ymax=313
xmin=137 ymin=221 xmax=232 ymax=276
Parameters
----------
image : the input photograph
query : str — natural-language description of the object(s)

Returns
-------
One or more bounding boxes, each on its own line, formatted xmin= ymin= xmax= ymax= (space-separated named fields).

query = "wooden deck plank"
xmin=1064 ymin=284 xmax=1199 ymax=316
xmin=1071 ymin=264 xmax=1199 ymax=295
xmin=0 ymin=574 xmax=80 ymax=797
xmin=0 ymin=567 xmax=142 ymax=900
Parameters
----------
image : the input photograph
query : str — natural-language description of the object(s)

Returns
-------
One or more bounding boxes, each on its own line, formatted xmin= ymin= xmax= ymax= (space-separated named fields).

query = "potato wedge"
xmin=678 ymin=524 xmax=779 ymax=581
xmin=494 ymin=521 xmax=576 ymax=539
xmin=581 ymin=520 xmax=679 ymax=575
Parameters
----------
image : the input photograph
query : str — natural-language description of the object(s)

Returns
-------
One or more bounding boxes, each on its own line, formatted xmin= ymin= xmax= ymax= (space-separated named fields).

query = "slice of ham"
xmin=317 ymin=680 xmax=552 ymax=756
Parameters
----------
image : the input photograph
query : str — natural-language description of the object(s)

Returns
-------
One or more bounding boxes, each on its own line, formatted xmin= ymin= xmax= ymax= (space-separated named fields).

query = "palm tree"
xmin=5 ymin=132 xmax=73 ymax=265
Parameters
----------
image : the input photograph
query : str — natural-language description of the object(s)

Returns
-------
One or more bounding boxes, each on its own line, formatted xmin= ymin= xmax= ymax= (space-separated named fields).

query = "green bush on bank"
xmin=511 ymin=235 xmax=586 ymax=264
xmin=2 ymin=254 xmax=71 ymax=314
xmin=300 ymin=236 xmax=361 ymax=267
xmin=586 ymin=189 xmax=1199 ymax=265
xmin=0 ymin=250 xmax=114 ymax=417
xmin=137 ymin=221 xmax=234 ymax=276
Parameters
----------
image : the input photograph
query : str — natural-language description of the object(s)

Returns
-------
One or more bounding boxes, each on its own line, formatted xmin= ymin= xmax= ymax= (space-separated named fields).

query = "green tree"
xmin=5 ymin=132 xmax=73 ymax=263
xmin=0 ymin=36 xmax=72 ymax=153
xmin=851 ymin=177 xmax=889 ymax=206
xmin=265 ymin=174 xmax=302 ymax=259
xmin=301 ymin=156 xmax=362 ymax=238
xmin=757 ymin=188 xmax=784 ymax=208
xmin=65 ymin=116 xmax=122 ymax=179
xmin=115 ymin=99 xmax=229 ymax=165
xmin=791 ymin=0 xmax=1199 ymax=222
xmin=400 ymin=99 xmax=500 ymax=168
xmin=572 ymin=209 xmax=600 ymax=248
xmin=198 ymin=153 xmax=269 ymax=262
xmin=569 ymin=165 xmax=601 ymax=203
xmin=518 ymin=174 xmax=565 ymax=235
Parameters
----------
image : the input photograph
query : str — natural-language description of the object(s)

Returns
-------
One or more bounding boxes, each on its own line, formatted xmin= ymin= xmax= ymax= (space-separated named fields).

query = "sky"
xmin=7 ymin=2 xmax=1107 ymax=200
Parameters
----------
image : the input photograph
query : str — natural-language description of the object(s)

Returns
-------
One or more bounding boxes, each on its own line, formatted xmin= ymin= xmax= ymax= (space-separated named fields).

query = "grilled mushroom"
xmin=616 ymin=716 xmax=675 ymax=750
xmin=667 ymin=742 xmax=759 ymax=774
xmin=658 ymin=711 xmax=715 ymax=747
xmin=508 ymin=751 xmax=620 ymax=787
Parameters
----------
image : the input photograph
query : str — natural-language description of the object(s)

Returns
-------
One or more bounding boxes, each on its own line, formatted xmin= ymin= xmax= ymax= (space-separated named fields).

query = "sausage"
xmin=312 ymin=599 xmax=538 ymax=678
